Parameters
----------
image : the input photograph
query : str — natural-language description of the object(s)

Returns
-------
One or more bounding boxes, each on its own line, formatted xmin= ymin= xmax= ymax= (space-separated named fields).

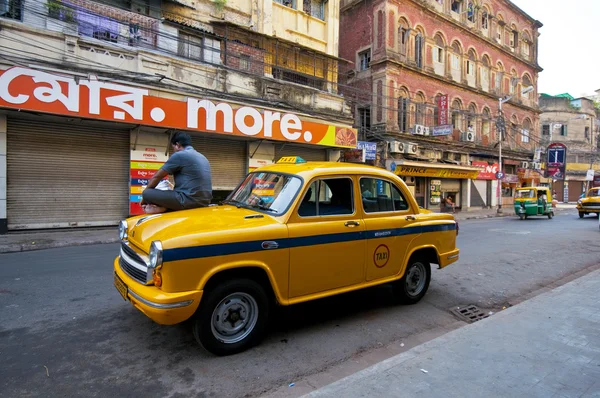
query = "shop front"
xmin=0 ymin=66 xmax=356 ymax=232
xmin=385 ymin=160 xmax=481 ymax=211
xmin=471 ymin=161 xmax=499 ymax=209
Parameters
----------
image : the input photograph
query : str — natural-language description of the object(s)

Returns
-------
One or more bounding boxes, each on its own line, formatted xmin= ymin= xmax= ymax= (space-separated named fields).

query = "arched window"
xmin=415 ymin=33 xmax=424 ymax=68
xmin=466 ymin=49 xmax=477 ymax=84
xmin=398 ymin=88 xmax=410 ymax=132
xmin=466 ymin=103 xmax=477 ymax=138
xmin=522 ymin=74 xmax=533 ymax=100
xmin=495 ymin=15 xmax=504 ymax=44
xmin=450 ymin=41 xmax=462 ymax=82
xmin=510 ymin=24 xmax=519 ymax=49
xmin=495 ymin=62 xmax=504 ymax=94
xmin=481 ymin=55 xmax=491 ymax=92
xmin=467 ymin=1 xmax=475 ymax=23
xmin=451 ymin=99 xmax=463 ymax=131
xmin=521 ymin=31 xmax=531 ymax=59
xmin=415 ymin=92 xmax=426 ymax=125
xmin=482 ymin=107 xmax=492 ymax=138
xmin=481 ymin=7 xmax=489 ymax=31
xmin=398 ymin=19 xmax=410 ymax=57
xmin=522 ymin=118 xmax=532 ymax=144
xmin=433 ymin=33 xmax=446 ymax=76
xmin=509 ymin=68 xmax=518 ymax=95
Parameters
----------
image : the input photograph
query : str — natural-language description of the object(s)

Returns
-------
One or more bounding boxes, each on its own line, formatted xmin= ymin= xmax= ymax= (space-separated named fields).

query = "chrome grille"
xmin=583 ymin=202 xmax=600 ymax=208
xmin=119 ymin=257 xmax=147 ymax=283
xmin=119 ymin=243 xmax=149 ymax=284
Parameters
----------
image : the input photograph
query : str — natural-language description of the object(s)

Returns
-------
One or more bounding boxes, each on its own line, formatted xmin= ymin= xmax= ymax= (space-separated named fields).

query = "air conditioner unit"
xmin=531 ymin=161 xmax=541 ymax=170
xmin=405 ymin=142 xmax=419 ymax=155
xmin=413 ymin=124 xmax=424 ymax=135
xmin=389 ymin=140 xmax=405 ymax=154
xmin=423 ymin=126 xmax=430 ymax=136
xmin=521 ymin=161 xmax=529 ymax=169
xmin=460 ymin=131 xmax=475 ymax=142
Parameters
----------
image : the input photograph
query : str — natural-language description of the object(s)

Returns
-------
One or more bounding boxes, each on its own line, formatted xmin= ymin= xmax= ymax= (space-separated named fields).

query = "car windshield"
xmin=516 ymin=189 xmax=535 ymax=198
xmin=588 ymin=190 xmax=600 ymax=197
xmin=226 ymin=172 xmax=302 ymax=215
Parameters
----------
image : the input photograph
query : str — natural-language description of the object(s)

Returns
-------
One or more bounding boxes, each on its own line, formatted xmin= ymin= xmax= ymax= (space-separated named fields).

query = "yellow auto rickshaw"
xmin=514 ymin=187 xmax=554 ymax=220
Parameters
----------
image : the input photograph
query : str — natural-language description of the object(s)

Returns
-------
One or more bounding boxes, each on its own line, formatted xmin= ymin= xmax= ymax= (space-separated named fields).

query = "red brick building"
xmin=340 ymin=0 xmax=543 ymax=210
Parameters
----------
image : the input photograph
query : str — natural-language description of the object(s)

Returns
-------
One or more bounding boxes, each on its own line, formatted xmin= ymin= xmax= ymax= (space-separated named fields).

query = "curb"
xmin=0 ymin=237 xmax=119 ymax=254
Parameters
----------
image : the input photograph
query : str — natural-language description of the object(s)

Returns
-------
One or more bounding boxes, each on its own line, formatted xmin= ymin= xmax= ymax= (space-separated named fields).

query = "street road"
xmin=1 ymin=210 xmax=599 ymax=398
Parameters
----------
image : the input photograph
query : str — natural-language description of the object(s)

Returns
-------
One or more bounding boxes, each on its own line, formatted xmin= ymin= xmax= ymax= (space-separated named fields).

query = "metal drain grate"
xmin=451 ymin=305 xmax=491 ymax=323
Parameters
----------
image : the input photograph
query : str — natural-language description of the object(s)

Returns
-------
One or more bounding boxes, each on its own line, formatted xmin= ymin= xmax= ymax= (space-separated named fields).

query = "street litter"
xmin=44 ymin=365 xmax=49 ymax=377
xmin=420 ymin=369 xmax=428 ymax=373
xmin=400 ymin=343 xmax=405 ymax=347
xmin=289 ymin=383 xmax=295 ymax=387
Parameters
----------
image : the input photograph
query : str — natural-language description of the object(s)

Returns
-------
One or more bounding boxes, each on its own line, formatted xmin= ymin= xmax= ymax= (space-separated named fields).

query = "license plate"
xmin=114 ymin=273 xmax=128 ymax=301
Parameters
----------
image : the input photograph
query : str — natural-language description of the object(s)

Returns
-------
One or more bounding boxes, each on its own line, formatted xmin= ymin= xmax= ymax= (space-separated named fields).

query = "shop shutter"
xmin=568 ymin=181 xmax=583 ymax=202
xmin=440 ymin=179 xmax=461 ymax=192
xmin=7 ymin=117 xmax=129 ymax=230
xmin=274 ymin=144 xmax=328 ymax=162
xmin=189 ymin=135 xmax=247 ymax=190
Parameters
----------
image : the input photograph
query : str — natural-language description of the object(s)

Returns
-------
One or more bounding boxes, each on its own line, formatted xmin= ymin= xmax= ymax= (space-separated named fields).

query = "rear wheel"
xmin=579 ymin=212 xmax=585 ymax=218
xmin=548 ymin=211 xmax=554 ymax=219
xmin=192 ymin=279 xmax=270 ymax=356
xmin=393 ymin=257 xmax=431 ymax=305
xmin=519 ymin=214 xmax=525 ymax=220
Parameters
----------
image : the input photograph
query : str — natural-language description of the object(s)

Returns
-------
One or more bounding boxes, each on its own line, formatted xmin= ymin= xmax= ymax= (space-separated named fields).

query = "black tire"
xmin=519 ymin=214 xmax=525 ymax=220
xmin=548 ymin=212 xmax=553 ymax=219
xmin=393 ymin=257 xmax=431 ymax=305
xmin=579 ymin=212 xmax=585 ymax=219
xmin=192 ymin=279 xmax=270 ymax=356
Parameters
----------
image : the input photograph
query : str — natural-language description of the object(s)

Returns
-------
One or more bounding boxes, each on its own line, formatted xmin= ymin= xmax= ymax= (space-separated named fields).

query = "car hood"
xmin=580 ymin=196 xmax=600 ymax=203
xmin=127 ymin=205 xmax=285 ymax=253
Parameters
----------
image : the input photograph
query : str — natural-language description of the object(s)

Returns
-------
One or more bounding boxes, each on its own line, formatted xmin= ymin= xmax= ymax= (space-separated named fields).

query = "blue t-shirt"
xmin=161 ymin=146 xmax=212 ymax=205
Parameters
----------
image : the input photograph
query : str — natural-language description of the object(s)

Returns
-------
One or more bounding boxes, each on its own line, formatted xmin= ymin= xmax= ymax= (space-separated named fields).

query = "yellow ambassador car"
xmin=114 ymin=157 xmax=460 ymax=356
xmin=577 ymin=187 xmax=600 ymax=218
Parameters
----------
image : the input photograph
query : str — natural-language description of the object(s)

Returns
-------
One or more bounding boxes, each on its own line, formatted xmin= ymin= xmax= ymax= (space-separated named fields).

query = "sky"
xmin=511 ymin=0 xmax=599 ymax=98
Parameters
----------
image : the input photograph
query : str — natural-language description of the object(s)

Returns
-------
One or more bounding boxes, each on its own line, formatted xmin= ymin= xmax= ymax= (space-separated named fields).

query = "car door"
xmin=359 ymin=177 xmax=418 ymax=281
xmin=287 ymin=176 xmax=366 ymax=298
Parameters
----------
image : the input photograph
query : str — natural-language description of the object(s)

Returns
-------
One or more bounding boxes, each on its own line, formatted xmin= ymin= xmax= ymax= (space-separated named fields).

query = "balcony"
xmin=271 ymin=1 xmax=328 ymax=53
xmin=28 ymin=0 xmax=159 ymax=48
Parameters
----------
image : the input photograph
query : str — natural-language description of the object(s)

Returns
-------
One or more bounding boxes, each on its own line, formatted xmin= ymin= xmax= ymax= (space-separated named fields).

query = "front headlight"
xmin=578 ymin=199 xmax=582 ymax=205
xmin=118 ymin=220 xmax=128 ymax=240
xmin=148 ymin=241 xmax=163 ymax=269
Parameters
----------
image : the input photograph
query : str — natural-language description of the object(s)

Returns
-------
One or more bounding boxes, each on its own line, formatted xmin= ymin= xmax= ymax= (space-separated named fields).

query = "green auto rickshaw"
xmin=514 ymin=187 xmax=554 ymax=220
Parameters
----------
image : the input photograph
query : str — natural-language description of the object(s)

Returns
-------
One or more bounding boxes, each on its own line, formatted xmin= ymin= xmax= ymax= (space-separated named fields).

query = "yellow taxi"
xmin=114 ymin=157 xmax=460 ymax=356
xmin=577 ymin=187 xmax=600 ymax=218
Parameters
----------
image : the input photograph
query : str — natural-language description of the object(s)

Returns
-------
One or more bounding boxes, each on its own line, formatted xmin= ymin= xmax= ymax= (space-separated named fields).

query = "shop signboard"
xmin=357 ymin=141 xmax=377 ymax=160
xmin=436 ymin=94 xmax=449 ymax=126
xmin=432 ymin=125 xmax=453 ymax=136
xmin=545 ymin=142 xmax=567 ymax=180
xmin=0 ymin=66 xmax=358 ymax=149
xmin=430 ymin=179 xmax=442 ymax=205
xmin=472 ymin=161 xmax=499 ymax=180
xmin=394 ymin=165 xmax=480 ymax=179
xmin=503 ymin=174 xmax=519 ymax=184
xmin=129 ymin=146 xmax=169 ymax=215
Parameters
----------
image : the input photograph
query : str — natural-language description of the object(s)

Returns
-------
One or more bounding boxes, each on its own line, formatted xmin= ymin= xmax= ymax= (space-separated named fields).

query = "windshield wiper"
xmin=221 ymin=199 xmax=243 ymax=208
xmin=249 ymin=204 xmax=278 ymax=213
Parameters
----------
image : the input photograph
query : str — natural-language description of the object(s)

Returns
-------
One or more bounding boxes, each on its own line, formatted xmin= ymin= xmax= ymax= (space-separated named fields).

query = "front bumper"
xmin=577 ymin=204 xmax=600 ymax=213
xmin=114 ymin=257 xmax=203 ymax=325
xmin=439 ymin=248 xmax=460 ymax=269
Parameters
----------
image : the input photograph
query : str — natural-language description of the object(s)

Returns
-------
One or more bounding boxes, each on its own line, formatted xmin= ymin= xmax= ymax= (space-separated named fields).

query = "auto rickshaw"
xmin=514 ymin=187 xmax=554 ymax=220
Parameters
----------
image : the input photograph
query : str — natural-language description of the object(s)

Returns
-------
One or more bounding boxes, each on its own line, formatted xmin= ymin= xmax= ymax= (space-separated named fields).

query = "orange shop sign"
xmin=0 ymin=67 xmax=357 ymax=148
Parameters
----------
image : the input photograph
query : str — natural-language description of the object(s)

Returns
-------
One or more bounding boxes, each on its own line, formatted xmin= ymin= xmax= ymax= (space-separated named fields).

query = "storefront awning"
xmin=387 ymin=160 xmax=481 ymax=179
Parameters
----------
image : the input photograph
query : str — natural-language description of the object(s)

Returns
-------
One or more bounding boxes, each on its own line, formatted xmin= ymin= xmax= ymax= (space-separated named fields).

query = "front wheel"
xmin=519 ymin=214 xmax=525 ymax=220
xmin=548 ymin=211 xmax=554 ymax=219
xmin=579 ymin=212 xmax=585 ymax=219
xmin=393 ymin=258 xmax=431 ymax=304
xmin=192 ymin=279 xmax=270 ymax=356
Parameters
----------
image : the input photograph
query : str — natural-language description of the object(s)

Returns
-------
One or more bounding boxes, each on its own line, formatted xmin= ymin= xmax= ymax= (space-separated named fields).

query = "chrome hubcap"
xmin=211 ymin=292 xmax=258 ymax=344
xmin=406 ymin=262 xmax=426 ymax=297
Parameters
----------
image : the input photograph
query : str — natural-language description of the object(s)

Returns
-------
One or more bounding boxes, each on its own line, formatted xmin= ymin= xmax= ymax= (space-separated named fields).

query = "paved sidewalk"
xmin=304 ymin=269 xmax=600 ymax=398
xmin=0 ymin=204 xmax=577 ymax=254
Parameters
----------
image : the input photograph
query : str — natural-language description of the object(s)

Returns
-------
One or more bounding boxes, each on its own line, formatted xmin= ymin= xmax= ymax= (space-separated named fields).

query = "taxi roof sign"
xmin=276 ymin=156 xmax=307 ymax=164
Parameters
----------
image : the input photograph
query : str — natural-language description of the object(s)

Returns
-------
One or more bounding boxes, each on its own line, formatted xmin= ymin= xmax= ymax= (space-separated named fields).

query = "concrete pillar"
xmin=0 ymin=114 xmax=6 ymax=234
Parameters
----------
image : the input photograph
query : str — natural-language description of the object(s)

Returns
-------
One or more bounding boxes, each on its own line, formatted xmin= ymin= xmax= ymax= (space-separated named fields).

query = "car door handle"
xmin=344 ymin=221 xmax=360 ymax=227
xmin=405 ymin=215 xmax=416 ymax=221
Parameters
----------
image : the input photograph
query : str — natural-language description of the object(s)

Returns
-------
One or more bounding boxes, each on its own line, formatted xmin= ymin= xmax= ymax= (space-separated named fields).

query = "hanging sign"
xmin=545 ymin=142 xmax=567 ymax=180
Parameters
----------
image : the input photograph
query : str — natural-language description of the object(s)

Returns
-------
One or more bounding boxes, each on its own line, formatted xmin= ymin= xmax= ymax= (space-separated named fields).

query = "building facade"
xmin=539 ymin=95 xmax=600 ymax=202
xmin=0 ymin=0 xmax=355 ymax=233
xmin=339 ymin=0 xmax=542 ymax=211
